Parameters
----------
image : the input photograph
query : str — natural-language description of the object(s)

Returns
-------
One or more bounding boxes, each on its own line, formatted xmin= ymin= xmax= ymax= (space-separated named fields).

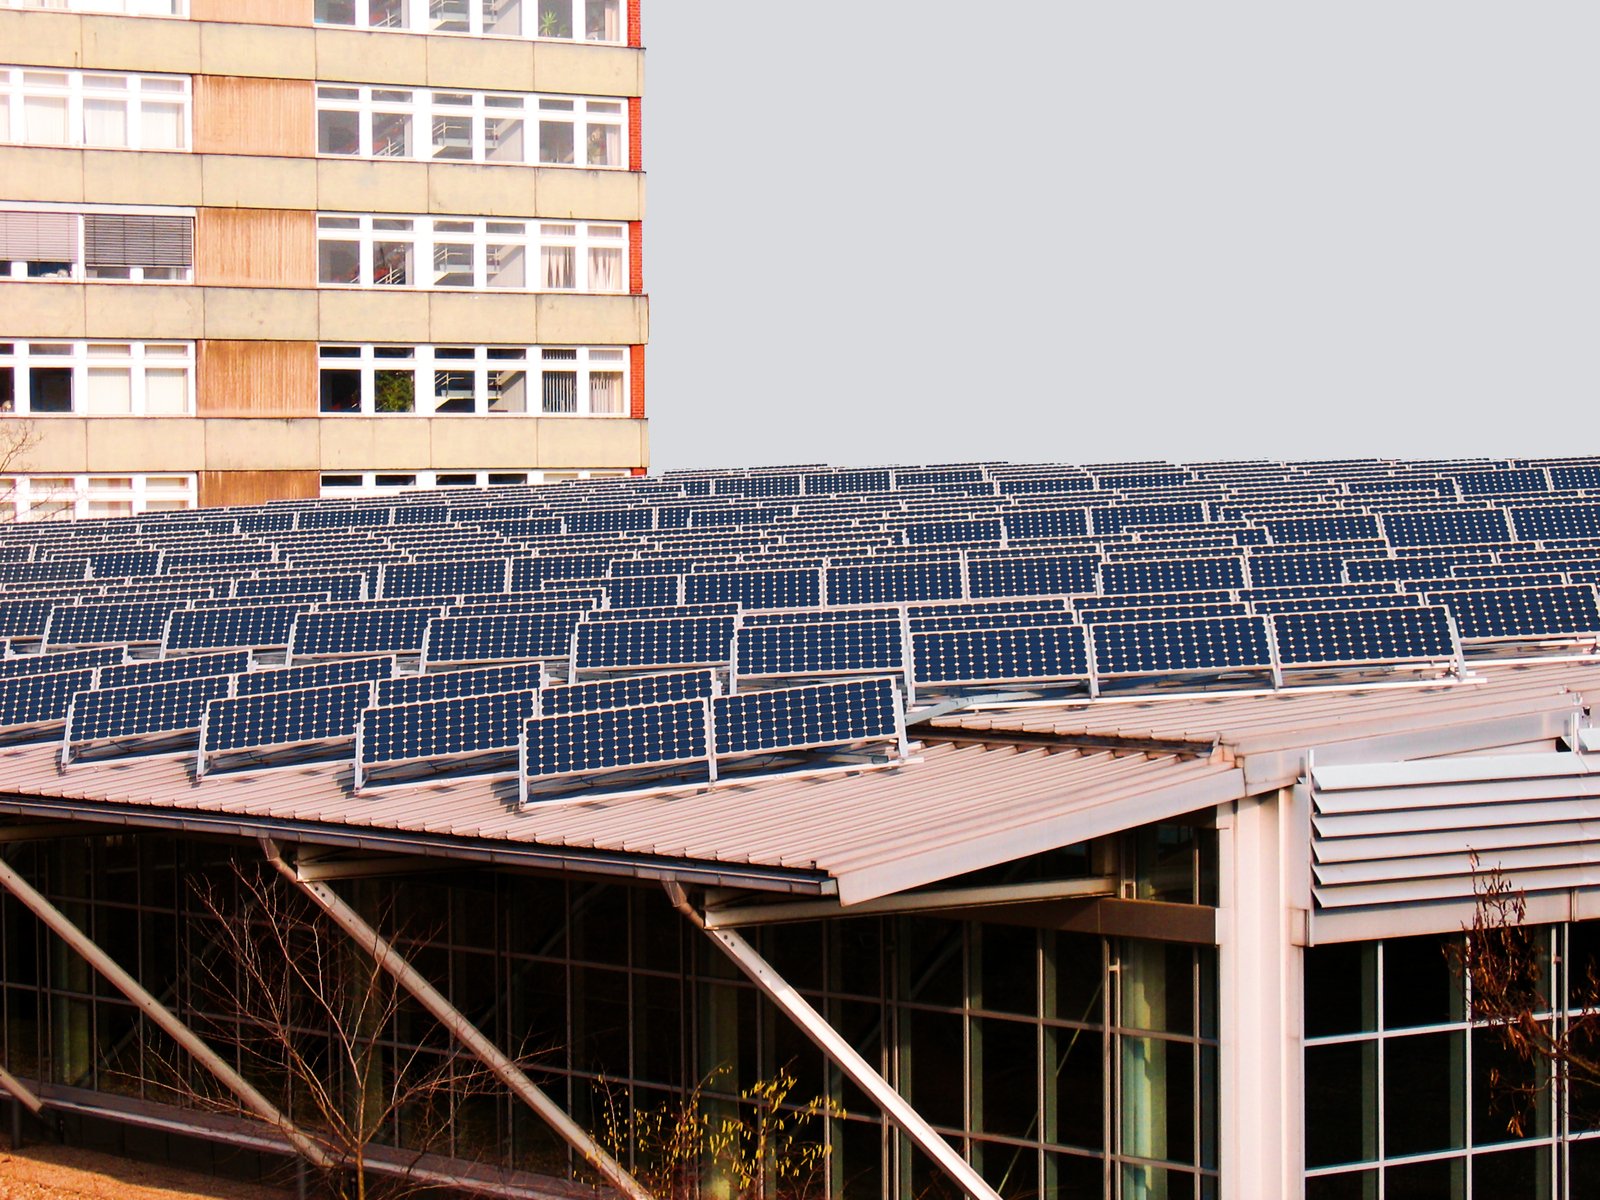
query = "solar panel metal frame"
xmin=233 ymin=656 xmax=398 ymax=697
xmin=537 ymin=669 xmax=720 ymax=716
xmin=161 ymin=603 xmax=310 ymax=655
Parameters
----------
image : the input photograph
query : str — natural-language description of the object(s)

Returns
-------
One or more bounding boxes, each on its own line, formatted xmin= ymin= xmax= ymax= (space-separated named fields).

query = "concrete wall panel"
xmin=532 ymin=42 xmax=643 ymax=97
xmin=198 ymin=22 xmax=313 ymax=80
xmin=313 ymin=29 xmax=428 ymax=84
xmin=427 ymin=164 xmax=538 ymax=218
xmin=81 ymin=15 xmax=200 ymax=74
xmin=428 ymin=292 xmax=539 ymax=344
xmin=84 ymin=285 xmax=203 ymax=339
xmin=85 ymin=417 xmax=205 ymax=471
xmin=0 ymin=12 xmax=80 ymax=68
xmin=317 ymin=290 xmax=429 ymax=342
xmin=427 ymin=416 xmax=540 ymax=469
xmin=202 ymin=288 xmax=319 ymax=341
xmin=534 ymin=169 xmax=644 ymax=222
xmin=82 ymin=151 xmax=202 ymax=206
xmin=202 ymin=417 xmax=319 ymax=470
xmin=318 ymin=416 xmax=432 ymax=469
xmin=0 ymin=149 xmax=85 ymax=204
xmin=317 ymin=159 xmax=431 ymax=216
xmin=200 ymin=154 xmax=318 ymax=210
xmin=536 ymin=416 xmax=644 ymax=468
xmin=426 ymin=35 xmax=535 ymax=91
xmin=535 ymin=294 xmax=646 ymax=344
xmin=10 ymin=419 xmax=89 ymax=474
xmin=0 ymin=285 xmax=87 ymax=339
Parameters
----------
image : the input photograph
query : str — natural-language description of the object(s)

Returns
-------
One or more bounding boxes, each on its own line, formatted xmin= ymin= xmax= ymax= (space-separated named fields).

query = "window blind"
xmin=82 ymin=214 xmax=193 ymax=268
xmin=0 ymin=211 xmax=78 ymax=261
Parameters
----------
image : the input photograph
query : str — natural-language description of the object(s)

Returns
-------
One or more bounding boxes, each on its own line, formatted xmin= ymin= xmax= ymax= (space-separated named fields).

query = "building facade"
xmin=0 ymin=0 xmax=649 ymax=517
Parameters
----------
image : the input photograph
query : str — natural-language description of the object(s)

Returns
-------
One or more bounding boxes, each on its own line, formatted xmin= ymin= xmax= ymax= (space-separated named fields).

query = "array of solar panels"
xmin=5 ymin=457 xmax=1600 ymax=796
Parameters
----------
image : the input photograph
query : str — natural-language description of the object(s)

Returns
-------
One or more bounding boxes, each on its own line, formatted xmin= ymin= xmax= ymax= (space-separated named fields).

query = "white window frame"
xmin=319 ymin=467 xmax=624 ymax=498
xmin=0 ymin=473 xmax=196 ymax=521
xmin=0 ymin=340 xmax=196 ymax=416
xmin=0 ymin=0 xmax=186 ymax=13
xmin=315 ymin=212 xmax=626 ymax=293
xmin=311 ymin=0 xmax=623 ymax=43
xmin=316 ymin=343 xmax=629 ymax=417
xmin=0 ymin=201 xmax=195 ymax=283
xmin=0 ymin=66 xmax=191 ymax=151
xmin=314 ymin=84 xmax=626 ymax=169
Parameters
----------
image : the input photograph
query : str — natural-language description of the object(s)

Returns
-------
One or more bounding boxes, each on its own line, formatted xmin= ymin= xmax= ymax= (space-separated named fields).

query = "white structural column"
xmin=664 ymin=881 xmax=1004 ymax=1200
xmin=1215 ymin=785 xmax=1308 ymax=1200
xmin=0 ymin=854 xmax=335 ymax=1169
xmin=261 ymin=842 xmax=654 ymax=1200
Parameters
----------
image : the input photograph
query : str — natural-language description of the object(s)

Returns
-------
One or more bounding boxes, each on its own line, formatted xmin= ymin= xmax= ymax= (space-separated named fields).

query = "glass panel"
xmin=29 ymin=367 xmax=73 ymax=413
xmin=1049 ymin=1024 xmax=1103 ymax=1151
xmin=1382 ymin=1031 xmax=1464 ymax=1156
xmin=1471 ymin=1145 xmax=1548 ymax=1200
xmin=1471 ymin=1023 xmax=1549 ymax=1144
xmin=368 ymin=0 xmax=405 ymax=27
xmin=372 ymin=111 xmax=412 ymax=157
xmin=82 ymin=98 xmax=128 ymax=147
xmin=587 ymin=121 xmax=620 ymax=166
xmin=24 ymin=95 xmax=68 ymax=144
xmin=372 ymin=240 xmax=412 ymax=286
xmin=85 ymin=368 xmax=131 ymax=414
xmin=1304 ymin=1041 xmax=1377 ymax=1168
xmin=487 ymin=243 xmax=525 ymax=288
xmin=1305 ymin=943 xmax=1377 ymax=1037
xmin=318 ymin=240 xmax=361 ymax=285
xmin=539 ymin=121 xmax=574 ymax=164
xmin=0 ymin=368 xmax=13 ymax=413
xmin=588 ymin=371 xmax=622 ymax=415
xmin=1121 ymin=942 xmax=1192 ymax=1036
xmin=541 ymin=371 xmax=576 ymax=414
xmin=1382 ymin=935 xmax=1463 ymax=1029
xmin=1382 ymin=1158 xmax=1462 ymax=1200
xmin=319 ymin=369 xmax=361 ymax=413
xmin=1120 ymin=1036 xmax=1194 ymax=1166
xmin=374 ymin=369 xmax=415 ymax=412
xmin=588 ymin=246 xmax=623 ymax=291
xmin=432 ymin=115 xmax=472 ymax=160
xmin=536 ymin=3 xmax=571 ymax=36
xmin=139 ymin=102 xmax=183 ymax=149
xmin=430 ymin=0 xmax=470 ymax=31
xmin=315 ymin=0 xmax=358 ymax=21
xmin=486 ymin=116 xmax=524 ymax=162
xmin=144 ymin=368 xmax=187 ymax=415
xmin=483 ymin=0 xmax=520 ymax=34
xmin=432 ymin=242 xmax=474 ymax=287
xmin=903 ymin=1008 xmax=963 ymax=1130
xmin=584 ymin=0 xmax=618 ymax=40
xmin=540 ymin=246 xmax=574 ymax=289
xmin=432 ymin=370 xmax=474 ymax=413
xmin=487 ymin=370 xmax=526 ymax=413
xmin=318 ymin=108 xmax=359 ymax=155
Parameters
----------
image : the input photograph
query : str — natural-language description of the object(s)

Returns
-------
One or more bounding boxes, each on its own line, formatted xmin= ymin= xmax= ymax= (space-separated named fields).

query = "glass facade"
xmin=1305 ymin=928 xmax=1600 ymax=1199
xmin=0 ymin=831 xmax=1220 ymax=1198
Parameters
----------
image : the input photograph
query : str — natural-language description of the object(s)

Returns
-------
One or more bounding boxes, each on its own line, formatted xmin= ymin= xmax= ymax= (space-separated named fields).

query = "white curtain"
xmin=588 ymin=121 xmax=621 ymax=167
xmin=24 ymin=95 xmax=68 ymax=144
xmin=541 ymin=246 xmax=574 ymax=290
xmin=586 ymin=0 xmax=619 ymax=40
xmin=143 ymin=368 xmax=188 ymax=415
xmin=588 ymin=246 xmax=621 ymax=292
xmin=139 ymin=101 xmax=182 ymax=149
xmin=85 ymin=368 xmax=132 ymax=415
xmin=83 ymin=98 xmax=128 ymax=147
xmin=589 ymin=371 xmax=622 ymax=414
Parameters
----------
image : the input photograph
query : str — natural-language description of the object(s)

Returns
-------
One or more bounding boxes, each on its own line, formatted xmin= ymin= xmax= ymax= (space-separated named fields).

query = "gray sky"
xmin=644 ymin=3 xmax=1595 ymax=470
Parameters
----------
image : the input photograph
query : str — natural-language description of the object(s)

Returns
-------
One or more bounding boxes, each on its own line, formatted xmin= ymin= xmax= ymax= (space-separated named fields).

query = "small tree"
xmin=1452 ymin=859 xmax=1600 ymax=1136
xmin=149 ymin=860 xmax=526 ymax=1199
xmin=0 ymin=420 xmax=41 ymax=519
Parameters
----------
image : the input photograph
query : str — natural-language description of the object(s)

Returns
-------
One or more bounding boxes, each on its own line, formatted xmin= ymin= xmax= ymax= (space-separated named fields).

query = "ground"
xmin=0 ymin=1140 xmax=287 ymax=1200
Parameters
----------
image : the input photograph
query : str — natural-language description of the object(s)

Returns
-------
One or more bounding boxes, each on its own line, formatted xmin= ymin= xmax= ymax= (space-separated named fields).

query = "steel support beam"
xmin=0 ymin=855 xmax=333 ymax=1169
xmin=261 ymin=841 xmax=652 ymax=1200
xmin=0 ymin=1062 xmax=42 ymax=1117
xmin=664 ymin=881 xmax=1002 ymax=1200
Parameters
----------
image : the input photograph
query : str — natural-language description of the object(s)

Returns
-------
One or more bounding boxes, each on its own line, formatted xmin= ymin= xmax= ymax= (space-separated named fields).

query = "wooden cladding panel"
xmin=191 ymin=0 xmax=313 ymax=25
xmin=194 ymin=77 xmax=315 ymax=158
xmin=197 ymin=340 xmax=317 ymax=417
xmin=199 ymin=470 xmax=320 ymax=509
xmin=196 ymin=209 xmax=315 ymax=288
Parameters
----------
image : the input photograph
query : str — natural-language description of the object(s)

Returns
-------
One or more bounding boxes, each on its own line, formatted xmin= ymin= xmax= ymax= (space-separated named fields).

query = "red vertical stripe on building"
xmin=629 ymin=220 xmax=643 ymax=294
xmin=627 ymin=0 xmax=641 ymax=46
xmin=628 ymin=96 xmax=642 ymax=173
xmin=630 ymin=345 xmax=646 ymax=419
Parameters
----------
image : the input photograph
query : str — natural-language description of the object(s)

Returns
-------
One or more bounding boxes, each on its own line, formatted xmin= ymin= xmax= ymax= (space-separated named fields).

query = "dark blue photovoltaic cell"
xmin=1345 ymin=555 xmax=1495 ymax=583
xmin=606 ymin=575 xmax=681 ymax=609
xmin=1080 ymin=603 xmax=1249 ymax=625
xmin=912 ymin=624 xmax=1089 ymax=686
xmin=566 ymin=509 xmax=654 ymax=533
xmin=1381 ymin=509 xmax=1512 ymax=547
xmin=524 ymin=699 xmax=708 ymax=779
xmin=512 ymin=555 xmax=618 ymax=590
xmin=0 ymin=647 xmax=124 ymax=679
xmin=590 ymin=604 xmax=740 ymax=622
xmin=47 ymin=602 xmax=187 ymax=647
xmin=826 ymin=560 xmax=964 ymax=605
xmin=1092 ymin=503 xmax=1208 ymax=534
xmin=1271 ymin=606 xmax=1456 ymax=665
xmin=686 ymin=569 xmax=821 ymax=610
xmin=289 ymin=608 xmax=435 ymax=659
xmin=0 ymin=562 xmax=89 ymax=583
xmin=164 ymin=605 xmax=306 ymax=652
xmin=1454 ymin=468 xmax=1547 ymax=496
xmin=574 ymin=616 xmax=737 ymax=671
xmin=966 ymin=555 xmax=1098 ymax=599
xmin=164 ymin=549 xmax=274 ymax=570
xmin=235 ymin=574 xmax=366 ymax=601
xmin=68 ymin=675 xmax=233 ymax=744
xmin=1249 ymin=594 xmax=1422 ymax=615
xmin=539 ymin=670 xmax=717 ymax=715
xmin=202 ymin=680 xmax=373 ymax=759
xmin=234 ymin=657 xmax=395 ymax=696
xmin=381 ymin=559 xmax=509 ymax=598
xmin=1423 ymin=586 xmax=1600 ymax=640
xmin=1098 ymin=558 xmax=1247 ymax=596
xmin=360 ymin=689 xmax=539 ymax=766
xmin=997 ymin=477 xmax=1094 ymax=495
xmin=0 ymin=600 xmax=58 ymax=638
xmin=449 ymin=597 xmax=597 ymax=617
xmin=741 ymin=607 xmax=901 ymax=627
xmin=1261 ymin=516 xmax=1382 ymax=544
xmin=1090 ymin=616 xmax=1273 ymax=676
xmin=736 ymin=619 xmax=903 ymax=678
xmin=904 ymin=519 xmax=1004 ymax=545
xmin=299 ymin=507 xmax=391 ymax=530
xmin=1508 ymin=504 xmax=1600 ymax=542
xmin=907 ymin=598 xmax=1071 ymax=618
xmin=1245 ymin=555 xmax=1359 ymax=588
xmin=88 ymin=551 xmax=160 ymax=578
xmin=1548 ymin=467 xmax=1600 ymax=491
xmin=377 ymin=662 xmax=543 ymax=706
xmin=98 ymin=650 xmax=249 ymax=690
xmin=0 ymin=669 xmax=95 ymax=728
xmin=424 ymin=612 xmax=583 ymax=665
xmin=713 ymin=677 xmax=899 ymax=757
xmin=908 ymin=610 xmax=1076 ymax=633
xmin=1001 ymin=509 xmax=1090 ymax=539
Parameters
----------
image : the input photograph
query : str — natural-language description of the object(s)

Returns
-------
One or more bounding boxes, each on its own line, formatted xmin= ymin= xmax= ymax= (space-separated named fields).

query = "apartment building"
xmin=0 ymin=0 xmax=648 ymax=517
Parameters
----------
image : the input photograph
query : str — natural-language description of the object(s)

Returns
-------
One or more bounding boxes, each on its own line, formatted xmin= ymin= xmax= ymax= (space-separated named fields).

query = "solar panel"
xmin=539 ymin=669 xmax=719 ymax=715
xmin=1509 ymin=504 xmax=1600 ymax=542
xmin=448 ymin=597 xmax=599 ymax=617
xmin=0 ymin=669 xmax=96 ymax=734
xmin=1260 ymin=515 xmax=1382 ymax=544
xmin=422 ymin=611 xmax=584 ymax=668
xmin=965 ymin=554 xmax=1098 ymax=599
xmin=380 ymin=558 xmax=510 ymax=599
xmin=0 ymin=600 xmax=60 ymax=639
xmin=713 ymin=677 xmax=903 ymax=759
xmin=572 ymin=615 xmax=737 ymax=674
xmin=198 ymin=680 xmax=375 ymax=774
xmin=234 ymin=656 xmax=396 ymax=697
xmin=0 ymin=647 xmax=125 ymax=680
xmin=589 ymin=603 xmax=741 ymax=622
xmin=376 ymin=661 xmax=544 ymax=707
xmin=739 ymin=606 xmax=902 ymax=627
xmin=97 ymin=650 xmax=250 ymax=691
xmin=1089 ymin=615 xmax=1274 ymax=677
xmin=825 ymin=560 xmax=963 ymax=605
xmin=235 ymin=574 xmax=367 ymax=601
xmin=907 ymin=610 xmax=1077 ymax=633
xmin=605 ymin=575 xmax=683 ymax=609
xmin=356 ymin=689 xmax=540 ymax=787
xmin=904 ymin=519 xmax=1004 ymax=546
xmin=44 ymin=601 xmax=186 ymax=649
xmin=1249 ymin=593 xmax=1423 ymax=615
xmin=521 ymin=699 xmax=711 ymax=795
xmin=87 ymin=550 xmax=161 ymax=578
xmin=1080 ymin=602 xmax=1250 ymax=625
xmin=1345 ymin=554 xmax=1496 ymax=583
xmin=1422 ymin=585 xmax=1600 ymax=641
xmin=163 ymin=604 xmax=308 ymax=654
xmin=906 ymin=597 xmax=1071 ymax=618
xmin=288 ymin=608 xmax=436 ymax=661
xmin=1271 ymin=606 xmax=1458 ymax=668
xmin=911 ymin=624 xmax=1089 ymax=691
xmin=686 ymin=568 xmax=822 ymax=610
xmin=1001 ymin=509 xmax=1090 ymax=539
xmin=735 ymin=619 xmax=904 ymax=682
xmin=63 ymin=674 xmax=233 ymax=763
xmin=0 ymin=562 xmax=89 ymax=584
xmin=1381 ymin=509 xmax=1513 ymax=547
xmin=1098 ymin=557 xmax=1247 ymax=596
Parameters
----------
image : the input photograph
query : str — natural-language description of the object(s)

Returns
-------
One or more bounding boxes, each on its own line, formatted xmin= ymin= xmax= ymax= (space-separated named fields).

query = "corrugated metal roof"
xmin=1 ymin=661 xmax=1596 ymax=904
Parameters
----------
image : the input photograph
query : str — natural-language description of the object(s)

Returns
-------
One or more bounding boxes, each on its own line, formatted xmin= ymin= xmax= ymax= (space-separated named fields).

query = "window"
xmin=317 ymin=344 xmax=628 ymax=416
xmin=0 ymin=1 xmax=186 ymax=14
xmin=315 ymin=214 xmax=624 ymax=293
xmin=315 ymin=85 xmax=625 ymax=168
xmin=0 ymin=207 xmax=194 ymax=282
xmin=312 ymin=0 xmax=621 ymax=41
xmin=320 ymin=469 xmax=612 ymax=497
xmin=0 ymin=472 xmax=194 ymax=521
xmin=0 ymin=341 xmax=194 ymax=415
xmin=0 ymin=68 xmax=190 ymax=151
